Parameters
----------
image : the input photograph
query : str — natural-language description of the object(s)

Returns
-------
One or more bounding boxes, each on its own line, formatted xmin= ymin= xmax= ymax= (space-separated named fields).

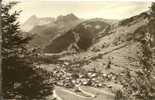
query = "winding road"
xmin=49 ymin=86 xmax=114 ymax=100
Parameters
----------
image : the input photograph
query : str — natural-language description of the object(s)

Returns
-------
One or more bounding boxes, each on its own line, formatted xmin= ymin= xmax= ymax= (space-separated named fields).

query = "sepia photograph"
xmin=1 ymin=0 xmax=155 ymax=99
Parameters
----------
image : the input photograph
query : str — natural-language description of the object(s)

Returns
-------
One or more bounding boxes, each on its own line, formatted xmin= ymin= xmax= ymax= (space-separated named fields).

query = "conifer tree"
xmin=151 ymin=2 xmax=155 ymax=13
xmin=1 ymin=2 xmax=53 ymax=99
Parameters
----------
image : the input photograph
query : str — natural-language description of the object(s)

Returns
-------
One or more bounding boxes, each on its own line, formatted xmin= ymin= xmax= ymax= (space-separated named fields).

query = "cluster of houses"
xmin=42 ymin=61 xmax=120 ymax=90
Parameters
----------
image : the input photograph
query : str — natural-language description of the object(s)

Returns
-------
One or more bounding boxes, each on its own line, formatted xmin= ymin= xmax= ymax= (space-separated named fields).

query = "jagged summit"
xmin=21 ymin=15 xmax=55 ymax=32
xmin=21 ymin=13 xmax=79 ymax=32
xmin=56 ymin=13 xmax=79 ymax=23
xmin=25 ymin=13 xmax=82 ymax=49
xmin=23 ymin=15 xmax=39 ymax=26
xmin=29 ymin=15 xmax=37 ymax=20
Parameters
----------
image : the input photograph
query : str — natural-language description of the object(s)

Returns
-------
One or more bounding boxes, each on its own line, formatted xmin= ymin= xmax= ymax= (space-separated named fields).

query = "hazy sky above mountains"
xmin=4 ymin=0 xmax=151 ymax=23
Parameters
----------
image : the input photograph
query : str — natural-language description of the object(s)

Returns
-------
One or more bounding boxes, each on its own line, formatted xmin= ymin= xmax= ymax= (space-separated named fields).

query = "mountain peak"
xmin=56 ymin=13 xmax=79 ymax=23
xmin=66 ymin=13 xmax=77 ymax=17
xmin=66 ymin=13 xmax=78 ymax=19
xmin=28 ymin=15 xmax=38 ymax=20
xmin=21 ymin=15 xmax=55 ymax=32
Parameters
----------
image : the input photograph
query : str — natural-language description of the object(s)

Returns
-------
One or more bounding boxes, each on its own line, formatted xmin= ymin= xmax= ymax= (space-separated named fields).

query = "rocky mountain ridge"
xmin=22 ymin=13 xmax=82 ymax=49
xmin=21 ymin=15 xmax=55 ymax=32
xmin=44 ymin=19 xmax=111 ymax=53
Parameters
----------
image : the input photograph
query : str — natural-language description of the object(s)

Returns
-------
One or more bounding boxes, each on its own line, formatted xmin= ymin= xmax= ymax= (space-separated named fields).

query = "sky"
xmin=4 ymin=0 xmax=152 ymax=23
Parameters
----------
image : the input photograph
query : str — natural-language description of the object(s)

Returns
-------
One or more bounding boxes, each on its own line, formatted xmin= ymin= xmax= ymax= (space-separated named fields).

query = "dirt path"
xmin=80 ymin=86 xmax=114 ymax=97
xmin=55 ymin=86 xmax=93 ymax=98
xmin=53 ymin=90 xmax=63 ymax=100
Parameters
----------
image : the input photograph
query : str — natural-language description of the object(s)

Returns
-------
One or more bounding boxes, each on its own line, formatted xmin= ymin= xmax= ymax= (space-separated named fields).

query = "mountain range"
xmin=21 ymin=11 xmax=155 ymax=62
xmin=21 ymin=13 xmax=118 ymax=52
xmin=21 ymin=13 xmax=82 ymax=49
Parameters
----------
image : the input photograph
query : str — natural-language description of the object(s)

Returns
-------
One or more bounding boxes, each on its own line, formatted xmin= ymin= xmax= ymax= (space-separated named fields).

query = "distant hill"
xmin=44 ymin=18 xmax=115 ymax=53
